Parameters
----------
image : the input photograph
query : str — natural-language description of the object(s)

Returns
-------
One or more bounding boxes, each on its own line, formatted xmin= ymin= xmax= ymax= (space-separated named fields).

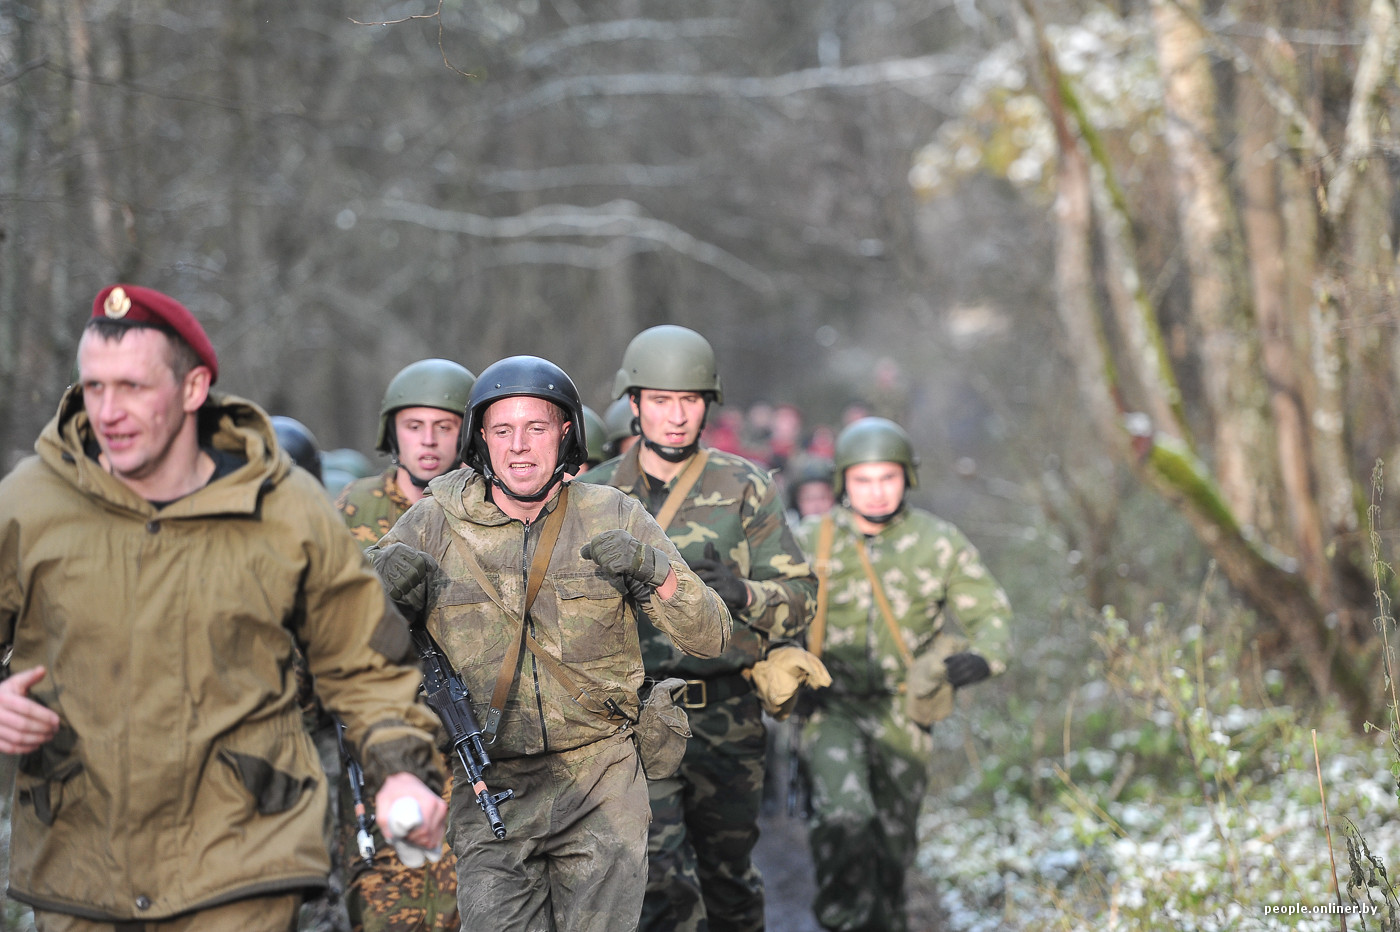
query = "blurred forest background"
xmin=6 ymin=0 xmax=1400 ymax=928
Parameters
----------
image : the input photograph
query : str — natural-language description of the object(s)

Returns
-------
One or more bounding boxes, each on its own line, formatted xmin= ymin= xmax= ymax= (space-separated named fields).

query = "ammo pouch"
xmin=905 ymin=632 xmax=969 ymax=728
xmin=634 ymin=677 xmax=691 ymax=780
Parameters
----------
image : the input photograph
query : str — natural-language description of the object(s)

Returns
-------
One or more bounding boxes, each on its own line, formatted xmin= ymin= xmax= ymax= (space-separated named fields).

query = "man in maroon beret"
xmin=0 ymin=284 xmax=447 ymax=931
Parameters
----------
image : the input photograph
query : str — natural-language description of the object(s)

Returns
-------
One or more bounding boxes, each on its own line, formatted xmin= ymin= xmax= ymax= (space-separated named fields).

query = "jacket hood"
xmin=426 ymin=466 xmax=567 ymax=527
xmin=35 ymin=383 xmax=290 ymax=517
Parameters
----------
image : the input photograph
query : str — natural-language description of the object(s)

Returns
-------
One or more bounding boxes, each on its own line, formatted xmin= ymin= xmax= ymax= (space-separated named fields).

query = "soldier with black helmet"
xmin=580 ymin=325 xmax=817 ymax=932
xmin=332 ymin=357 xmax=475 ymax=932
xmin=336 ymin=358 xmax=476 ymax=547
xmin=794 ymin=417 xmax=1011 ymax=932
xmin=271 ymin=415 xmax=324 ymax=483
xmin=367 ymin=355 xmax=731 ymax=932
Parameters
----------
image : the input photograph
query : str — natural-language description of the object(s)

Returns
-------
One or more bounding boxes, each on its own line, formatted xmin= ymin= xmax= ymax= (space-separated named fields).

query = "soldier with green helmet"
xmin=602 ymin=395 xmax=639 ymax=459
xmin=794 ymin=416 xmax=1012 ymax=932
xmin=332 ymin=357 xmax=476 ymax=932
xmin=368 ymin=355 xmax=731 ymax=932
xmin=580 ymin=325 xmax=817 ymax=932
xmin=573 ymin=404 xmax=609 ymax=475
xmin=336 ymin=359 xmax=476 ymax=547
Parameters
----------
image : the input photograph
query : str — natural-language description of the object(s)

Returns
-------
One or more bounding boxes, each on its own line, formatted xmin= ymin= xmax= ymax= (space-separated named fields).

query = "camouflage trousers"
xmin=450 ymin=732 xmax=649 ymax=932
xmin=641 ymin=689 xmax=767 ymax=932
xmin=800 ymin=693 xmax=932 ymax=932
xmin=340 ymin=768 xmax=460 ymax=932
xmin=33 ymin=893 xmax=301 ymax=932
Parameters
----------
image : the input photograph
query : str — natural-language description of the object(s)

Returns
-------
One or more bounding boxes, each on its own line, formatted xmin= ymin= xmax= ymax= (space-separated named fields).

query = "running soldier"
xmin=581 ymin=325 xmax=817 ymax=932
xmin=795 ymin=417 xmax=1011 ymax=932
xmin=370 ymin=355 xmax=731 ymax=932
xmin=333 ymin=357 xmax=475 ymax=932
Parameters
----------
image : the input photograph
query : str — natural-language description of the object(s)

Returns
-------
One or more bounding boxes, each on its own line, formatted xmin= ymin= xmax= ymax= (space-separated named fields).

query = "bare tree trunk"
xmin=1235 ymin=24 xmax=1329 ymax=601
xmin=1150 ymin=0 xmax=1271 ymax=530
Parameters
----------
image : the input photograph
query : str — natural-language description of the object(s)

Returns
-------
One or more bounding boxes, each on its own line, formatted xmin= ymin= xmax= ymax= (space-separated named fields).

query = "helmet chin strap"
xmin=394 ymin=455 xmax=447 ymax=490
xmin=637 ymin=397 xmax=708 ymax=463
xmin=854 ymin=501 xmax=905 ymax=525
xmin=482 ymin=462 xmax=568 ymax=504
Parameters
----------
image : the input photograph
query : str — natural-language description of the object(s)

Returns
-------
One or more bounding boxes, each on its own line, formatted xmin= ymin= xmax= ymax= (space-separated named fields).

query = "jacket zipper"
xmin=521 ymin=518 xmax=550 ymax=751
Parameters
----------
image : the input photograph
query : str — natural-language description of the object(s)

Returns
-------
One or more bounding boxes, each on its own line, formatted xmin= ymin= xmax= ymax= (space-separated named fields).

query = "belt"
xmin=679 ymin=672 xmax=753 ymax=709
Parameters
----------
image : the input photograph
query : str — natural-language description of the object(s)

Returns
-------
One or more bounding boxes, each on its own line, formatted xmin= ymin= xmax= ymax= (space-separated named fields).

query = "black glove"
xmin=943 ymin=652 xmax=991 ymax=688
xmin=370 ymin=543 xmax=441 ymax=621
xmin=689 ymin=542 xmax=749 ymax=611
xmin=580 ymin=530 xmax=670 ymax=589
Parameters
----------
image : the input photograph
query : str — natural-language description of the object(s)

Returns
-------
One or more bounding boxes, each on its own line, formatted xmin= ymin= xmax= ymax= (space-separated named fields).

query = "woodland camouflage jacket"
xmin=796 ymin=504 xmax=1011 ymax=697
xmin=581 ymin=444 xmax=816 ymax=677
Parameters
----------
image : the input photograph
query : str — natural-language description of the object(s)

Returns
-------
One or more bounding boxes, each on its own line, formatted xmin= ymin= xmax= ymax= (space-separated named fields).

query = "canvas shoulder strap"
xmin=855 ymin=537 xmax=915 ymax=667
xmin=806 ymin=515 xmax=836 ymax=659
xmin=653 ymin=450 xmax=710 ymax=531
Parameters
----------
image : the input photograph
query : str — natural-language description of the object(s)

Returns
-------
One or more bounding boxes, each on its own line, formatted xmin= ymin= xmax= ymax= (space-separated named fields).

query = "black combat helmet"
xmin=461 ymin=356 xmax=587 ymax=497
xmin=271 ymin=415 xmax=323 ymax=482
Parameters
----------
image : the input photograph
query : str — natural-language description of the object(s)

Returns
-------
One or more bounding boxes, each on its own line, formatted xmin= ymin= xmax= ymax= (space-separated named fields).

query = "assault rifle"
xmin=412 ymin=626 xmax=513 ymax=839
xmin=335 ymin=718 xmax=377 ymax=866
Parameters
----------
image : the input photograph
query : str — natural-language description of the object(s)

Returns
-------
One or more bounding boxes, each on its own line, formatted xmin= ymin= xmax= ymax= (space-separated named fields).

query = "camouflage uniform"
xmin=581 ymin=444 xmax=817 ymax=932
xmin=336 ymin=467 xmax=413 ymax=548
xmin=333 ymin=466 xmax=460 ymax=932
xmin=377 ymin=468 xmax=730 ymax=932
xmin=794 ymin=505 xmax=1011 ymax=932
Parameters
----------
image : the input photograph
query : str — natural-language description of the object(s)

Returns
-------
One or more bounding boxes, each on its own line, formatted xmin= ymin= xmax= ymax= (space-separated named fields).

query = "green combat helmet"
xmin=375 ymin=358 xmax=477 ymax=454
xmin=581 ymin=405 xmax=608 ymax=466
xmin=321 ymin=447 xmax=374 ymax=498
xmin=612 ymin=324 xmax=724 ymax=403
xmin=602 ymin=396 xmax=636 ymax=458
xmin=832 ymin=416 xmax=919 ymax=498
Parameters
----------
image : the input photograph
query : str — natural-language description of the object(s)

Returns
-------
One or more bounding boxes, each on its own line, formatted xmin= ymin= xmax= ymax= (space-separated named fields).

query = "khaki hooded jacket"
xmin=0 ymin=386 xmax=440 ymax=921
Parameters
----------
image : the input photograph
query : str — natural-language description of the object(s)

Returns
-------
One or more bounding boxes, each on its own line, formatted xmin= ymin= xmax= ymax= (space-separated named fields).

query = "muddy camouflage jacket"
xmin=580 ymin=444 xmax=816 ymax=677
xmin=377 ymin=469 xmax=731 ymax=760
xmin=796 ymin=505 xmax=1011 ymax=697
xmin=335 ymin=466 xmax=412 ymax=549
xmin=0 ymin=386 xmax=441 ymax=921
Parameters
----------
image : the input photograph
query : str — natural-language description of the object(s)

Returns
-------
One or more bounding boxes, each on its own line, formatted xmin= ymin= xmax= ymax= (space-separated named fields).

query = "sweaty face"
xmin=843 ymin=461 xmax=906 ymax=519
xmin=633 ymin=389 xmax=706 ymax=449
xmin=394 ymin=406 xmax=463 ymax=482
xmin=481 ymin=396 xmax=569 ymax=499
xmin=78 ymin=328 xmax=207 ymax=490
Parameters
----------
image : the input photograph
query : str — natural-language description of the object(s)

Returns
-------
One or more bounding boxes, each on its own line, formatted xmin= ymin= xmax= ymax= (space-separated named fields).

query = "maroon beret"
xmin=91 ymin=284 xmax=219 ymax=383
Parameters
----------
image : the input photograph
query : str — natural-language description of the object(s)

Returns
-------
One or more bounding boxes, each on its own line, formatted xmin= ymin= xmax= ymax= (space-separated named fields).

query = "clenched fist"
xmin=580 ymin=530 xmax=670 ymax=589
xmin=370 ymin=543 xmax=441 ymax=621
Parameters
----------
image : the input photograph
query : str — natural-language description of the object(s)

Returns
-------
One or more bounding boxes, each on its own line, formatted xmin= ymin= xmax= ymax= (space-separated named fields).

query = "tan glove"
xmin=905 ymin=632 xmax=969 ymax=727
xmin=748 ymin=646 xmax=832 ymax=720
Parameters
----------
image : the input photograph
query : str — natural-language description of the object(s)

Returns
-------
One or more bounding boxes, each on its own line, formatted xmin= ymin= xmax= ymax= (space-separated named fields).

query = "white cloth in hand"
xmin=385 ymin=796 xmax=443 ymax=868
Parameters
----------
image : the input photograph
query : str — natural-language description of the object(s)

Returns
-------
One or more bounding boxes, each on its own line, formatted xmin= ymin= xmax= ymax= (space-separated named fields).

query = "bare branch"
xmin=497 ymin=54 xmax=965 ymax=120
xmin=350 ymin=0 xmax=475 ymax=79
xmin=1326 ymin=0 xmax=1399 ymax=218
xmin=475 ymin=163 xmax=699 ymax=193
xmin=373 ymin=198 xmax=776 ymax=296
xmin=0 ymin=56 xmax=48 ymax=88
xmin=517 ymin=18 xmax=743 ymax=67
